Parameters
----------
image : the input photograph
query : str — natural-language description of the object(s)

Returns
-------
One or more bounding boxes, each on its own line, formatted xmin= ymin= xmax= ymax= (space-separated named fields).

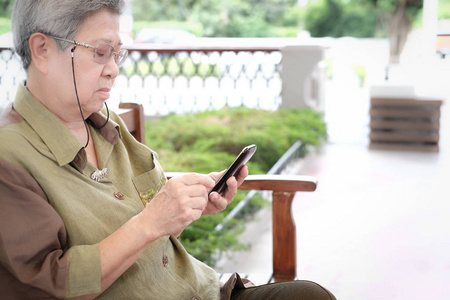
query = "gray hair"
xmin=12 ymin=0 xmax=125 ymax=70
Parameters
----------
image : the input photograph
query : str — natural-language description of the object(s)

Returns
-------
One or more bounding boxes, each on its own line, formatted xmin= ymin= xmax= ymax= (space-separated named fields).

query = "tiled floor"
xmin=216 ymin=61 xmax=450 ymax=299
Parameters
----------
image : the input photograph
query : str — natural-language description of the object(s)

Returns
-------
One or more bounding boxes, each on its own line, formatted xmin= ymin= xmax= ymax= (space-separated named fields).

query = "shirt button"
xmin=162 ymin=254 xmax=169 ymax=267
xmin=191 ymin=297 xmax=202 ymax=300
xmin=114 ymin=192 xmax=125 ymax=200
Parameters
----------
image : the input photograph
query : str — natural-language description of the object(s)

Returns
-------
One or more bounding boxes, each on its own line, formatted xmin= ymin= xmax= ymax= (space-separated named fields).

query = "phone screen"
xmin=210 ymin=144 xmax=257 ymax=194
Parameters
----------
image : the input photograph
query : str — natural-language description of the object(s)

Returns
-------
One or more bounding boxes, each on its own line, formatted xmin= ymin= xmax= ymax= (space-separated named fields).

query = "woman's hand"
xmin=139 ymin=166 xmax=248 ymax=240
xmin=203 ymin=166 xmax=248 ymax=216
xmin=142 ymin=173 xmax=215 ymax=239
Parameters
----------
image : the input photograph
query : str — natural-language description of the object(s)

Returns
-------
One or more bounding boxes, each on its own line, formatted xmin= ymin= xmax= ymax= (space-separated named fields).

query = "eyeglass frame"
xmin=47 ymin=35 xmax=128 ymax=68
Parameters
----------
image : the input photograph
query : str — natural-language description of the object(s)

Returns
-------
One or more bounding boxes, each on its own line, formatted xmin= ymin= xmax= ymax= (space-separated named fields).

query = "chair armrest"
xmin=237 ymin=175 xmax=317 ymax=192
xmin=165 ymin=172 xmax=317 ymax=282
xmin=165 ymin=173 xmax=317 ymax=192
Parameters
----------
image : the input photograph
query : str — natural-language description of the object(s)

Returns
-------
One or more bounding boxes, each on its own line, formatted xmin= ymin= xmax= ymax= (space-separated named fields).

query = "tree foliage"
xmin=132 ymin=0 xmax=299 ymax=37
xmin=355 ymin=0 xmax=423 ymax=63
xmin=130 ymin=0 xmax=424 ymax=64
xmin=304 ymin=0 xmax=377 ymax=37
xmin=304 ymin=0 xmax=423 ymax=63
xmin=0 ymin=0 xmax=13 ymax=17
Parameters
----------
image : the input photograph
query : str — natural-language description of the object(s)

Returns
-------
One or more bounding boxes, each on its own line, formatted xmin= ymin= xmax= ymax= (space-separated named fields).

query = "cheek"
xmin=49 ymin=53 xmax=73 ymax=85
xmin=74 ymin=64 xmax=102 ymax=96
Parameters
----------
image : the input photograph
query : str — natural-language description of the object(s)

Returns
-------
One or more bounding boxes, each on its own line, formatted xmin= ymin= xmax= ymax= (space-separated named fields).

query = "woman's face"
xmin=50 ymin=10 xmax=121 ymax=118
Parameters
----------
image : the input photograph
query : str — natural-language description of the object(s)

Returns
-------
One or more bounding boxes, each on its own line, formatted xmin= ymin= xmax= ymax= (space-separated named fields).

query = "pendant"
xmin=91 ymin=168 xmax=108 ymax=182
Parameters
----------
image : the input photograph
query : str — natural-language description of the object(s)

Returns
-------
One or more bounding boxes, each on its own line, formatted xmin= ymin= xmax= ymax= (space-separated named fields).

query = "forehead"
xmin=76 ymin=10 xmax=121 ymax=45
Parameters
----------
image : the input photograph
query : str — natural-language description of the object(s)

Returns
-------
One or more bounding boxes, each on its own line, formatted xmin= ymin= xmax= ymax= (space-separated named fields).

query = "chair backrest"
xmin=118 ymin=102 xmax=145 ymax=144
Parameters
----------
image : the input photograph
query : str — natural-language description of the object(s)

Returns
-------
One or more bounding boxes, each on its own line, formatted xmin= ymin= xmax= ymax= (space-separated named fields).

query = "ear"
xmin=28 ymin=33 xmax=52 ymax=74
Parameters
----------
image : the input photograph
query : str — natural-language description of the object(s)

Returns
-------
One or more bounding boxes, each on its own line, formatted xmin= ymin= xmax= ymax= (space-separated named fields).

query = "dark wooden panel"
xmin=369 ymin=96 xmax=443 ymax=152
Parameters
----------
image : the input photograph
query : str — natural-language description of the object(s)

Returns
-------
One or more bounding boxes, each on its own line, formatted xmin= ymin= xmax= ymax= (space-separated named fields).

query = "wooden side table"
xmin=369 ymin=96 xmax=443 ymax=152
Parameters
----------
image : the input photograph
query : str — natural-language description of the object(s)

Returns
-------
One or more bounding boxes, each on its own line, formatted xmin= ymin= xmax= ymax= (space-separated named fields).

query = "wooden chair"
xmin=118 ymin=102 xmax=146 ymax=144
xmin=117 ymin=103 xmax=318 ymax=284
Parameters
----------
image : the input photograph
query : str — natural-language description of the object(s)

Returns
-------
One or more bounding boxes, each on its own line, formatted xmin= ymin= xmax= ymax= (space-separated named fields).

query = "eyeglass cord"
xmin=70 ymin=45 xmax=110 ymax=149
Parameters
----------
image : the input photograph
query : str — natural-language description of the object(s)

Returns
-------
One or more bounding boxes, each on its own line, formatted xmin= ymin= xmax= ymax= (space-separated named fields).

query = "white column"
xmin=421 ymin=0 xmax=438 ymax=60
xmin=281 ymin=45 xmax=325 ymax=109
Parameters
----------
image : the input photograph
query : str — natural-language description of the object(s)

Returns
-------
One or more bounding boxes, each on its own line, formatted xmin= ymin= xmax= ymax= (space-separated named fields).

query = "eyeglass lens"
xmin=94 ymin=44 xmax=128 ymax=67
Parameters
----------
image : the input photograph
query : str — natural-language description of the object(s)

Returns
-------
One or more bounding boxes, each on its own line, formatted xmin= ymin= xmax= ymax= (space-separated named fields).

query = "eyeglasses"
xmin=48 ymin=35 xmax=128 ymax=68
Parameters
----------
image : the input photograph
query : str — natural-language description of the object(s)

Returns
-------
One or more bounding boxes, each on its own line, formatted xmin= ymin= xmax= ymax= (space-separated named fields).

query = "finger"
xmin=226 ymin=176 xmax=238 ymax=193
xmin=235 ymin=166 xmax=248 ymax=185
xmin=190 ymin=196 xmax=208 ymax=211
xmin=182 ymin=184 xmax=210 ymax=199
xmin=181 ymin=173 xmax=216 ymax=189
xmin=191 ymin=207 xmax=203 ymax=221
xmin=208 ymin=192 xmax=228 ymax=211
xmin=208 ymin=169 xmax=226 ymax=182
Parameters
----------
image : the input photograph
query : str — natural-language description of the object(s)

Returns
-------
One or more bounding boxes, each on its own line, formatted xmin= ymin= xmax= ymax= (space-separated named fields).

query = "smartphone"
xmin=210 ymin=144 xmax=257 ymax=194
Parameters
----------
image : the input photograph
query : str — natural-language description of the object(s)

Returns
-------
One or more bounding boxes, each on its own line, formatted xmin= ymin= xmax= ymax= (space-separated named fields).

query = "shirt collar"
xmin=13 ymin=83 xmax=120 ymax=169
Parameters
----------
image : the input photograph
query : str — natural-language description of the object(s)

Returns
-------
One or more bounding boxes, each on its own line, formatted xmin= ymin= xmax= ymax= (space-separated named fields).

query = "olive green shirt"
xmin=0 ymin=84 xmax=220 ymax=299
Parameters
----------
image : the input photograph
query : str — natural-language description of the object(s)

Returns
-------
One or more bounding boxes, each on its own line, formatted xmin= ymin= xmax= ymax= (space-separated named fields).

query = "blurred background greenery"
xmin=2 ymin=0 xmax=450 ymax=38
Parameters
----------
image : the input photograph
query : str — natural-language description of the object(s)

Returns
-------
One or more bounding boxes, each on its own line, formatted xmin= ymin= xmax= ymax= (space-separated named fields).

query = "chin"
xmin=84 ymin=101 xmax=107 ymax=114
xmin=97 ymin=102 xmax=108 ymax=113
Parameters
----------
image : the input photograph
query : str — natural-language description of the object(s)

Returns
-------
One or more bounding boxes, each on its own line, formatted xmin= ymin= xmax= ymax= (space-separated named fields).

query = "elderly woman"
xmin=0 ymin=1 xmax=336 ymax=299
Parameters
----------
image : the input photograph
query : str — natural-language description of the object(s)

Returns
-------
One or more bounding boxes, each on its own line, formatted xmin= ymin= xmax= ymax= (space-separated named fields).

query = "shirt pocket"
xmin=132 ymin=155 xmax=167 ymax=207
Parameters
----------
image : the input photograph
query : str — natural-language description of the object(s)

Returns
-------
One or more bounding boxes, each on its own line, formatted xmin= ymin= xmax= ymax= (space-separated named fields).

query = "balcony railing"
xmin=0 ymin=39 xmax=326 ymax=115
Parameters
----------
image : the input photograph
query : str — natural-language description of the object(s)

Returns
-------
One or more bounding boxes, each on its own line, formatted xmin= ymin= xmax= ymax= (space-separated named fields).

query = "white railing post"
xmin=281 ymin=45 xmax=326 ymax=110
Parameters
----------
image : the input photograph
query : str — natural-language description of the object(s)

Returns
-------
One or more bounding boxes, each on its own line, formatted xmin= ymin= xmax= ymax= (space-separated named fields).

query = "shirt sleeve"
xmin=0 ymin=158 xmax=101 ymax=299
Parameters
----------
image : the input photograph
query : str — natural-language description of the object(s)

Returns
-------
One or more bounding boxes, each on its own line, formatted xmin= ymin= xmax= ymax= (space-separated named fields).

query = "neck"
xmin=26 ymin=74 xmax=90 ymax=147
xmin=27 ymin=67 xmax=89 ymax=118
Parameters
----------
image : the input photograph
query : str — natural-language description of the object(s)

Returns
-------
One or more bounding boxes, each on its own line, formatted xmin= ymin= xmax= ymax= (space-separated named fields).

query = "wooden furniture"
xmin=369 ymin=96 xmax=443 ymax=152
xmin=117 ymin=104 xmax=318 ymax=284
xmin=118 ymin=102 xmax=146 ymax=144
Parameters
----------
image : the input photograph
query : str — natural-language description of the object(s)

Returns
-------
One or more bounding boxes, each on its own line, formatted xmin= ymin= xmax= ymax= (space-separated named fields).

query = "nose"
xmin=103 ymin=55 xmax=119 ymax=79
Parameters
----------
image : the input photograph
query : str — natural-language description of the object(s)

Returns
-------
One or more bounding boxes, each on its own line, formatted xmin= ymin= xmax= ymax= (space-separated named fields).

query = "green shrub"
xmin=146 ymin=107 xmax=326 ymax=173
xmin=0 ymin=17 xmax=11 ymax=35
xmin=145 ymin=107 xmax=326 ymax=266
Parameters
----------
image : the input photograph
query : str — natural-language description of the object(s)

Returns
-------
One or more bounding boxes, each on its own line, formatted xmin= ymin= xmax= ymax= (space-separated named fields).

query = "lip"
xmin=97 ymin=87 xmax=111 ymax=98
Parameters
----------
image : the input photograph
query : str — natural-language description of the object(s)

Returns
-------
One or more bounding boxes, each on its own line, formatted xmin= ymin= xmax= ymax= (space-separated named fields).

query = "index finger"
xmin=180 ymin=173 xmax=216 ymax=189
